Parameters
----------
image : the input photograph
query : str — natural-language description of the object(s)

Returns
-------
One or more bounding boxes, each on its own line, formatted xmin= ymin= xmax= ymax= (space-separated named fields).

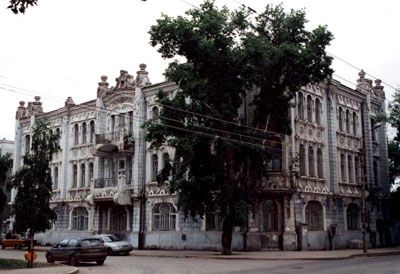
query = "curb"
xmin=130 ymin=250 xmax=400 ymax=261
xmin=66 ymin=267 xmax=79 ymax=274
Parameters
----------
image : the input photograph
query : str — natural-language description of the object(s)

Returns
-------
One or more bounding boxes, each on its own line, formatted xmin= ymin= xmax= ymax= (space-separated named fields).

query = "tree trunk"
xmin=221 ymin=214 xmax=234 ymax=255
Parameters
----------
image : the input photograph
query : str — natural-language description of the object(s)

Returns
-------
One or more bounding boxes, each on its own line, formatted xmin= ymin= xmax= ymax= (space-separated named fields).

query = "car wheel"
xmin=96 ymin=260 xmax=105 ymax=265
xmin=107 ymin=248 xmax=113 ymax=255
xmin=46 ymin=253 xmax=55 ymax=264
xmin=1 ymin=245 xmax=5 ymax=249
xmin=123 ymin=251 xmax=130 ymax=256
xmin=69 ymin=255 xmax=79 ymax=266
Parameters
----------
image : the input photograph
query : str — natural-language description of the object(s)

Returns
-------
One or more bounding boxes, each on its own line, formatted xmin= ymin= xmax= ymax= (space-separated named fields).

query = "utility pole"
xmin=360 ymin=102 xmax=368 ymax=254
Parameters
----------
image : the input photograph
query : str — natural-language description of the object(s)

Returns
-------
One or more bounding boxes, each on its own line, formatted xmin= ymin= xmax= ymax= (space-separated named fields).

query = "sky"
xmin=0 ymin=0 xmax=399 ymax=141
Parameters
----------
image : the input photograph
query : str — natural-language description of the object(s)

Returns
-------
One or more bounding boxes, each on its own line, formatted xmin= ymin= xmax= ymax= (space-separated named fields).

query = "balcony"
xmin=94 ymin=131 xmax=134 ymax=156
xmin=95 ymin=177 xmax=118 ymax=188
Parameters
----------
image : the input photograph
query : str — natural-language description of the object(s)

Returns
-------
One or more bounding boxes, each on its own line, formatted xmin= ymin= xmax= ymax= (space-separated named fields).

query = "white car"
xmin=94 ymin=234 xmax=133 ymax=255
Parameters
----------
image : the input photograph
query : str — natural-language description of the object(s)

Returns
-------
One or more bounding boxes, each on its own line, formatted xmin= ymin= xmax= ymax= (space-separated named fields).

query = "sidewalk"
xmin=3 ymin=266 xmax=78 ymax=274
xmin=34 ymin=245 xmax=400 ymax=260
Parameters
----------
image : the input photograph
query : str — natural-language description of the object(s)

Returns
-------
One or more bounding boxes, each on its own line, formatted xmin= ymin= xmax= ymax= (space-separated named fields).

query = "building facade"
xmin=11 ymin=65 xmax=390 ymax=251
xmin=0 ymin=138 xmax=14 ymax=233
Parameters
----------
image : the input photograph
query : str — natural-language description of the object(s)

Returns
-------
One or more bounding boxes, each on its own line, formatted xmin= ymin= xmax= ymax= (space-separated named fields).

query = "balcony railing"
xmin=95 ymin=177 xmax=118 ymax=188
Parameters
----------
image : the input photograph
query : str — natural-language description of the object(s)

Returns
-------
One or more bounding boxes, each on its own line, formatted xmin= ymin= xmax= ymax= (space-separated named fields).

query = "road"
xmin=1 ymin=249 xmax=400 ymax=274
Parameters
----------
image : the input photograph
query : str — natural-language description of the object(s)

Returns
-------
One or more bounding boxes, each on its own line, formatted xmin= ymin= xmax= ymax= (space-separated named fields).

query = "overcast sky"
xmin=0 ymin=0 xmax=399 ymax=140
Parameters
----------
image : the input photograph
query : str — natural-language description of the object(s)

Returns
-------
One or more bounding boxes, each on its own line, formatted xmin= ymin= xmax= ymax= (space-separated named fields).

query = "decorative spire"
xmin=136 ymin=63 xmax=151 ymax=88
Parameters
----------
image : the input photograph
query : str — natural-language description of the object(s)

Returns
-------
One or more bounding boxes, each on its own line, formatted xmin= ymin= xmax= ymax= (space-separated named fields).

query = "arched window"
xmin=80 ymin=163 xmax=86 ymax=187
xmin=74 ymin=124 xmax=79 ymax=145
xmin=262 ymin=200 xmax=278 ymax=231
xmin=346 ymin=109 xmax=351 ymax=133
xmin=72 ymin=164 xmax=78 ymax=188
xmin=54 ymin=166 xmax=59 ymax=190
xmin=308 ymin=146 xmax=315 ymax=177
xmin=152 ymin=106 xmax=159 ymax=119
xmin=305 ymin=201 xmax=323 ymax=231
xmin=88 ymin=162 xmax=94 ymax=183
xmin=317 ymin=148 xmax=323 ymax=178
xmin=315 ymin=98 xmax=321 ymax=125
xmin=307 ymin=95 xmax=313 ymax=123
xmin=338 ymin=107 xmax=344 ymax=131
xmin=71 ymin=207 xmax=89 ymax=231
xmin=89 ymin=121 xmax=95 ymax=143
xmin=298 ymin=93 xmax=304 ymax=120
xmin=352 ymin=112 xmax=358 ymax=135
xmin=82 ymin=122 xmax=87 ymax=144
xmin=347 ymin=204 xmax=360 ymax=230
xmin=151 ymin=154 xmax=158 ymax=181
xmin=299 ymin=144 xmax=306 ymax=176
xmin=110 ymin=206 xmax=127 ymax=231
xmin=152 ymin=203 xmax=176 ymax=231
xmin=25 ymin=135 xmax=30 ymax=155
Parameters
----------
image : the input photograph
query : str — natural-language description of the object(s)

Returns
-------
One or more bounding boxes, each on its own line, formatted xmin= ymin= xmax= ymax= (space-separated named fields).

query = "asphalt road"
xmin=1 ymin=249 xmax=400 ymax=274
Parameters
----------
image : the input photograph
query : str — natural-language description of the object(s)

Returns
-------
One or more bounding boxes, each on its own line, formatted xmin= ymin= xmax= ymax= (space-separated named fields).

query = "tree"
xmin=8 ymin=0 xmax=37 ymax=14
xmin=0 ymin=154 xmax=12 ymax=219
xmin=9 ymin=118 xmax=59 ymax=266
xmin=146 ymin=0 xmax=333 ymax=254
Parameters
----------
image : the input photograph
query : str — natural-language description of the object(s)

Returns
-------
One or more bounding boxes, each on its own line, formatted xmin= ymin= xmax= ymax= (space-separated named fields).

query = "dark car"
xmin=46 ymin=238 xmax=107 ymax=266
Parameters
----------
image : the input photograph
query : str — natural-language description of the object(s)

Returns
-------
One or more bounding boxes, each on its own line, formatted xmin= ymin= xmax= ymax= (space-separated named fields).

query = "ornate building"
xmin=11 ymin=65 xmax=390 ymax=251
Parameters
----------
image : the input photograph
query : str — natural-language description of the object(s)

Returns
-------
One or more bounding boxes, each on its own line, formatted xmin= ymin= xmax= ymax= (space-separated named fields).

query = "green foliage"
xmin=388 ymin=140 xmax=400 ymax=186
xmin=146 ymin=0 xmax=333 ymax=253
xmin=9 ymin=119 xmax=60 ymax=234
xmin=0 ymin=154 xmax=12 ymax=215
xmin=8 ymin=0 xmax=38 ymax=14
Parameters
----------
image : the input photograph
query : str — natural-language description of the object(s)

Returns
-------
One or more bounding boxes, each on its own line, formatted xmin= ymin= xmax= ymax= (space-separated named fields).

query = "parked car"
xmin=46 ymin=238 xmax=107 ymax=266
xmin=94 ymin=234 xmax=133 ymax=255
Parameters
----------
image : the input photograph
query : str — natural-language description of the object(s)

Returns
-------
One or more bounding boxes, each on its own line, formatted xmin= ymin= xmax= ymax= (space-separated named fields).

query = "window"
xmin=152 ymin=203 xmax=176 ymax=231
xmin=262 ymin=200 xmax=278 ymax=231
xmin=340 ymin=153 xmax=346 ymax=182
xmin=89 ymin=121 xmax=95 ymax=143
xmin=127 ymin=156 xmax=132 ymax=182
xmin=317 ymin=148 xmax=323 ymax=178
xmin=54 ymin=166 xmax=59 ymax=190
xmin=25 ymin=135 xmax=30 ymax=155
xmin=74 ymin=124 xmax=79 ymax=145
xmin=110 ymin=206 xmax=127 ymax=231
xmin=299 ymin=144 xmax=306 ymax=176
xmin=347 ymin=204 xmax=360 ymax=230
xmin=355 ymin=156 xmax=360 ymax=184
xmin=68 ymin=239 xmax=79 ymax=247
xmin=56 ymin=128 xmax=61 ymax=147
xmin=88 ymin=163 xmax=93 ymax=183
xmin=82 ymin=122 xmax=87 ymax=144
xmin=111 ymin=115 xmax=116 ymax=139
xmin=346 ymin=109 xmax=351 ymax=133
xmin=298 ymin=93 xmax=304 ymax=120
xmin=373 ymin=159 xmax=379 ymax=186
xmin=305 ymin=201 xmax=323 ymax=231
xmin=307 ymin=95 xmax=313 ymax=123
xmin=128 ymin=111 xmax=133 ymax=134
xmin=152 ymin=106 xmax=159 ymax=119
xmin=338 ymin=107 xmax=344 ymax=131
xmin=162 ymin=153 xmax=170 ymax=168
xmin=119 ymin=113 xmax=126 ymax=128
xmin=266 ymin=138 xmax=282 ymax=172
xmin=371 ymin=118 xmax=377 ymax=142
xmin=348 ymin=155 xmax=353 ymax=183
xmin=71 ymin=207 xmax=89 ymax=231
xmin=72 ymin=164 xmax=78 ymax=188
xmin=308 ymin=146 xmax=315 ymax=177
xmin=315 ymin=98 xmax=321 ymax=125
xmin=151 ymin=154 xmax=158 ymax=181
xmin=80 ymin=163 xmax=86 ymax=187
xmin=206 ymin=212 xmax=223 ymax=231
xmin=353 ymin=112 xmax=358 ymax=135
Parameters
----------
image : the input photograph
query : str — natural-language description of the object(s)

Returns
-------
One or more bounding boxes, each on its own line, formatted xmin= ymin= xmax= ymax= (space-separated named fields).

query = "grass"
xmin=0 ymin=258 xmax=53 ymax=270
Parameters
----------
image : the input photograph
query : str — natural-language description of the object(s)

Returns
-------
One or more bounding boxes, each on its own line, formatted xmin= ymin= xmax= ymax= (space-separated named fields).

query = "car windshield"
xmin=103 ymin=235 xmax=120 ymax=242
